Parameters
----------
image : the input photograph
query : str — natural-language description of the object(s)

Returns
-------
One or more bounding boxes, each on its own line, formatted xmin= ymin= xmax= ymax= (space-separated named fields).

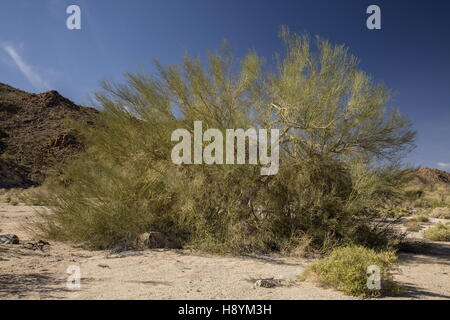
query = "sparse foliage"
xmin=33 ymin=28 xmax=416 ymax=252
xmin=405 ymin=220 xmax=422 ymax=232
xmin=423 ymin=223 xmax=450 ymax=242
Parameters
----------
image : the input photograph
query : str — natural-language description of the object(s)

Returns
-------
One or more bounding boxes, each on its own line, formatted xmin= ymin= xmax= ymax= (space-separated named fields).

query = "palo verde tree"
xmin=34 ymin=28 xmax=415 ymax=252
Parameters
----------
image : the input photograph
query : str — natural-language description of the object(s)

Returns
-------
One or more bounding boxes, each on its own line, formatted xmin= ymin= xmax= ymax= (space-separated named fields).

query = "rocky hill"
xmin=410 ymin=167 xmax=450 ymax=186
xmin=0 ymin=83 xmax=97 ymax=188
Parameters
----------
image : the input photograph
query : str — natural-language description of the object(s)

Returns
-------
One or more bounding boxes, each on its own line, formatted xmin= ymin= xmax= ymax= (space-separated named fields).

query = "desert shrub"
xmin=24 ymin=197 xmax=47 ymax=206
xmin=404 ymin=189 xmax=424 ymax=201
xmin=0 ymin=189 xmax=23 ymax=205
xmin=410 ymin=215 xmax=429 ymax=223
xmin=300 ymin=246 xmax=401 ymax=297
xmin=280 ymin=234 xmax=318 ymax=258
xmin=5 ymin=187 xmax=49 ymax=206
xmin=405 ymin=220 xmax=422 ymax=232
xmin=423 ymin=223 xmax=450 ymax=242
xmin=430 ymin=207 xmax=450 ymax=219
xmin=33 ymin=28 xmax=415 ymax=251
xmin=435 ymin=187 xmax=450 ymax=203
xmin=429 ymin=201 xmax=449 ymax=208
xmin=380 ymin=206 xmax=411 ymax=219
xmin=1 ymin=192 xmax=20 ymax=205
xmin=416 ymin=198 xmax=449 ymax=209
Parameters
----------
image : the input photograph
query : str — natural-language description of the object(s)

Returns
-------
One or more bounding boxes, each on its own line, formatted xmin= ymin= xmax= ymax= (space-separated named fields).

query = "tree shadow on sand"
xmin=0 ymin=272 xmax=70 ymax=299
xmin=400 ymin=283 xmax=450 ymax=299
xmin=398 ymin=240 xmax=450 ymax=266
xmin=396 ymin=240 xmax=450 ymax=299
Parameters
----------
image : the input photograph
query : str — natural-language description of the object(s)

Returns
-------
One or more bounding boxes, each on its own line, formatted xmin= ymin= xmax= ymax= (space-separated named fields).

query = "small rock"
xmin=254 ymin=278 xmax=281 ymax=289
xmin=0 ymin=234 xmax=19 ymax=244
xmin=98 ymin=264 xmax=110 ymax=268
xmin=23 ymin=240 xmax=50 ymax=251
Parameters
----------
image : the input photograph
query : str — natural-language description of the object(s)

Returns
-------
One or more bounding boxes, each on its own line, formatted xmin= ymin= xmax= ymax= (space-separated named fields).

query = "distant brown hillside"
xmin=0 ymin=83 xmax=97 ymax=188
xmin=408 ymin=167 xmax=450 ymax=186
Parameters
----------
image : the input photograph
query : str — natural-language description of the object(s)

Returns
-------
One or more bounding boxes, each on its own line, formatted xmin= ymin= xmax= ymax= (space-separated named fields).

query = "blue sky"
xmin=0 ymin=0 xmax=449 ymax=169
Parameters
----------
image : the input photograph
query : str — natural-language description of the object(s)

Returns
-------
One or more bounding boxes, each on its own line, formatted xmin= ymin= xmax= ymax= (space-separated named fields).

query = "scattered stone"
xmin=98 ymin=263 xmax=110 ymax=268
xmin=23 ymin=240 xmax=50 ymax=251
xmin=254 ymin=278 xmax=281 ymax=289
xmin=0 ymin=234 xmax=19 ymax=244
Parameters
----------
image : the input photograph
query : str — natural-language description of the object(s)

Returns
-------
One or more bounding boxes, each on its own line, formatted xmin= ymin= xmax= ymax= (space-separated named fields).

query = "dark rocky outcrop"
xmin=0 ymin=83 xmax=97 ymax=188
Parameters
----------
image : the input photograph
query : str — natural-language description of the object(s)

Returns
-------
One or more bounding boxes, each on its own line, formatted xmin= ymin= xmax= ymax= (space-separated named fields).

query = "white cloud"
xmin=437 ymin=162 xmax=450 ymax=169
xmin=2 ymin=44 xmax=50 ymax=90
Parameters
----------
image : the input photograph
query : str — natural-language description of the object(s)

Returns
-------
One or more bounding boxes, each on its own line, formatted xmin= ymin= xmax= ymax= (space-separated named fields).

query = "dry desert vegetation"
xmin=1 ymin=31 xmax=450 ymax=300
xmin=0 ymin=191 xmax=449 ymax=300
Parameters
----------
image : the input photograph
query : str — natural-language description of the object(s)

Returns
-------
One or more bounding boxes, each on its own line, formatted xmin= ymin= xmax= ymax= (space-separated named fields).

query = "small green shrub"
xmin=404 ymin=189 xmax=424 ymax=201
xmin=432 ymin=202 xmax=448 ymax=208
xmin=25 ymin=198 xmax=45 ymax=206
xmin=405 ymin=220 xmax=422 ymax=232
xmin=7 ymin=187 xmax=51 ymax=206
xmin=281 ymin=234 xmax=318 ymax=258
xmin=380 ymin=207 xmax=410 ymax=219
xmin=430 ymin=207 xmax=450 ymax=219
xmin=300 ymin=246 xmax=401 ymax=297
xmin=410 ymin=215 xmax=429 ymax=223
xmin=423 ymin=223 xmax=450 ymax=242
xmin=415 ymin=199 xmax=448 ymax=209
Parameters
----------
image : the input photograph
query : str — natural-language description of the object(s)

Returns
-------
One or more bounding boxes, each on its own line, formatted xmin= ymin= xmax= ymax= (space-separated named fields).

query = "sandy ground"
xmin=1 ymin=203 xmax=449 ymax=300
